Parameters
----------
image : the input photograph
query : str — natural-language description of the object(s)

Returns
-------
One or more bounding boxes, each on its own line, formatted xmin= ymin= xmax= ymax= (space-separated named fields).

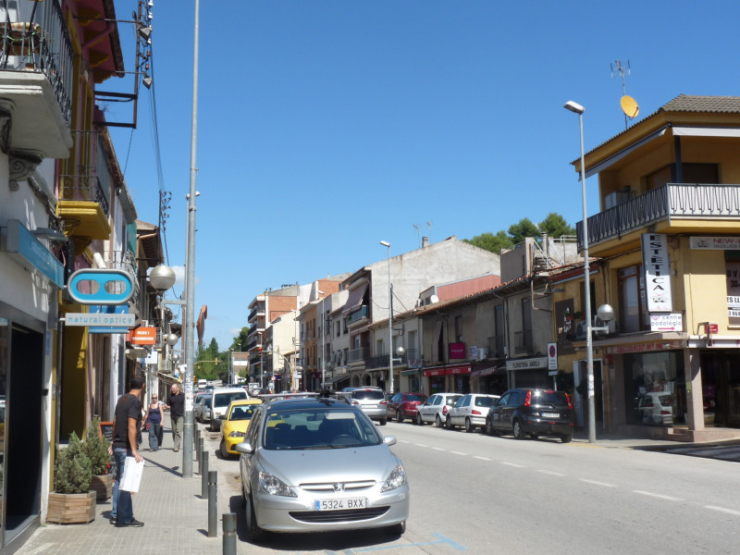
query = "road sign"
xmin=547 ymin=343 xmax=558 ymax=370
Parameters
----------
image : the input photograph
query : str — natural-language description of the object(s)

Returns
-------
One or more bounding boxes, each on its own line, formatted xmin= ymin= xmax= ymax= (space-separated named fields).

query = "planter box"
xmin=47 ymin=491 xmax=96 ymax=524
xmin=90 ymin=473 xmax=112 ymax=501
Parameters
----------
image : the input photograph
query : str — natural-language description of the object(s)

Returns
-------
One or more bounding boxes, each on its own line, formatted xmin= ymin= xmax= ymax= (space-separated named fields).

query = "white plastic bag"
xmin=120 ymin=456 xmax=144 ymax=492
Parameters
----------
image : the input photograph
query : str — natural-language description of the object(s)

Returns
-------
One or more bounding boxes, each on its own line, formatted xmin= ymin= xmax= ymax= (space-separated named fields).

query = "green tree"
xmin=539 ymin=212 xmax=576 ymax=238
xmin=465 ymin=230 xmax=514 ymax=254
xmin=229 ymin=326 xmax=250 ymax=352
xmin=507 ymin=218 xmax=540 ymax=244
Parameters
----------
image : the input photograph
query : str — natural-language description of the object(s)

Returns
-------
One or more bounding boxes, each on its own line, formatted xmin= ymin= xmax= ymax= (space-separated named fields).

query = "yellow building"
xmin=573 ymin=95 xmax=740 ymax=441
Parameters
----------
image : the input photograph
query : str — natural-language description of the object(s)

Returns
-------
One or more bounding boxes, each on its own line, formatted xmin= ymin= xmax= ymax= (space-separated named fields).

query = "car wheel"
xmin=446 ymin=415 xmax=453 ymax=430
xmin=416 ymin=413 xmax=423 ymax=426
xmin=246 ymin=494 xmax=266 ymax=543
xmin=436 ymin=414 xmax=443 ymax=428
xmin=240 ymin=482 xmax=247 ymax=507
xmin=396 ymin=410 xmax=404 ymax=423
xmin=380 ymin=418 xmax=387 ymax=426
xmin=465 ymin=418 xmax=474 ymax=433
xmin=561 ymin=433 xmax=573 ymax=444
xmin=386 ymin=521 xmax=406 ymax=537
xmin=530 ymin=433 xmax=539 ymax=440
xmin=219 ymin=439 xmax=229 ymax=459
xmin=513 ymin=419 xmax=525 ymax=440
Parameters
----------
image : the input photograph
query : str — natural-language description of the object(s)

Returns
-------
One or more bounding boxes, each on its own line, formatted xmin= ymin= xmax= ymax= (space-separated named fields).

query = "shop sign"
xmin=88 ymin=305 xmax=133 ymax=334
xmin=449 ymin=342 xmax=466 ymax=359
xmin=66 ymin=312 xmax=136 ymax=327
xmin=506 ymin=357 xmax=547 ymax=371
xmin=1 ymin=219 xmax=65 ymax=288
xmin=423 ymin=368 xmax=446 ymax=377
xmin=68 ymin=269 xmax=134 ymax=305
xmin=649 ymin=312 xmax=683 ymax=332
xmin=606 ymin=340 xmax=685 ymax=355
xmin=446 ymin=364 xmax=471 ymax=375
xmin=726 ymin=261 xmax=740 ymax=326
xmin=690 ymin=236 xmax=740 ymax=250
xmin=642 ymin=233 xmax=673 ymax=312
xmin=128 ymin=326 xmax=157 ymax=345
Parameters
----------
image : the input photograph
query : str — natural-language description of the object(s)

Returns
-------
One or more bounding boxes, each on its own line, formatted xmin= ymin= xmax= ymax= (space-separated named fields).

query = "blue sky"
xmin=106 ymin=0 xmax=740 ymax=350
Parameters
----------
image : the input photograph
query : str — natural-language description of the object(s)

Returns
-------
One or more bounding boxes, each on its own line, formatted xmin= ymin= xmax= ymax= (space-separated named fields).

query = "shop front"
xmin=422 ymin=364 xmax=472 ymax=394
xmin=505 ymin=357 xmax=549 ymax=389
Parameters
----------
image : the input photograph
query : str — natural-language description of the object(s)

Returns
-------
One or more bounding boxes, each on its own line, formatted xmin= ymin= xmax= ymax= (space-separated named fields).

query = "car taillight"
xmin=380 ymin=401 xmax=387 ymax=405
xmin=565 ymin=393 xmax=573 ymax=410
xmin=472 ymin=410 xmax=482 ymax=416
xmin=660 ymin=410 xmax=671 ymax=415
xmin=442 ymin=406 xmax=448 ymax=415
xmin=524 ymin=390 xmax=532 ymax=407
xmin=352 ymin=400 xmax=360 ymax=405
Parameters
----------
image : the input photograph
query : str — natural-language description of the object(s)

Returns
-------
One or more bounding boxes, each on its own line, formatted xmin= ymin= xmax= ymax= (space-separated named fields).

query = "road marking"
xmin=501 ymin=461 xmax=525 ymax=468
xmin=706 ymin=505 xmax=740 ymax=517
xmin=451 ymin=451 xmax=467 ymax=456
xmin=416 ymin=444 xmax=428 ymax=448
xmin=432 ymin=447 xmax=446 ymax=451
xmin=580 ymin=479 xmax=616 ymax=488
xmin=400 ymin=440 xmax=410 ymax=444
xmin=537 ymin=469 xmax=565 ymax=477
xmin=322 ymin=532 xmax=467 ymax=553
xmin=473 ymin=456 xmax=491 ymax=461
xmin=633 ymin=490 xmax=682 ymax=502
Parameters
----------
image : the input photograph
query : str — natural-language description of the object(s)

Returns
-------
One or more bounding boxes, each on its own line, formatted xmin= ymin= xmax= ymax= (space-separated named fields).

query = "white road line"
xmin=501 ymin=461 xmax=525 ymax=468
xmin=400 ymin=440 xmax=410 ymax=444
xmin=537 ymin=470 xmax=565 ymax=477
xmin=633 ymin=490 xmax=682 ymax=502
xmin=416 ymin=444 xmax=428 ymax=448
xmin=473 ymin=456 xmax=492 ymax=461
xmin=580 ymin=479 xmax=616 ymax=488
xmin=706 ymin=505 xmax=740 ymax=517
xmin=451 ymin=451 xmax=468 ymax=456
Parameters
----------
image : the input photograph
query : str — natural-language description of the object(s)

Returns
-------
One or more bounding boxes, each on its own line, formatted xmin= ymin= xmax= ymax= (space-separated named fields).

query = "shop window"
xmin=625 ymin=351 xmax=686 ymax=426
xmin=618 ymin=265 xmax=649 ymax=333
xmin=454 ymin=315 xmax=462 ymax=342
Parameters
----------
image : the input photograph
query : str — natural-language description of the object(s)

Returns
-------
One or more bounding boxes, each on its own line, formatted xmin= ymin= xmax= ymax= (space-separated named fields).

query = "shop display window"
xmin=626 ymin=351 xmax=686 ymax=426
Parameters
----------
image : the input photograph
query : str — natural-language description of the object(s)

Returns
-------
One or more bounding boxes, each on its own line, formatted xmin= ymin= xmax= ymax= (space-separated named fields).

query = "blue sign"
xmin=68 ymin=269 xmax=134 ymax=305
xmin=2 ymin=220 xmax=64 ymax=288
xmin=88 ymin=305 xmax=132 ymax=334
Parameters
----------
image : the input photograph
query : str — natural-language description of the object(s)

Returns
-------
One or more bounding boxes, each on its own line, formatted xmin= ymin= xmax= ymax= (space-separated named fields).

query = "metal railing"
xmin=513 ymin=330 xmax=533 ymax=355
xmin=348 ymin=346 xmax=368 ymax=364
xmin=0 ymin=0 xmax=73 ymax=124
xmin=346 ymin=305 xmax=368 ymax=325
xmin=59 ymin=130 xmax=111 ymax=214
xmin=576 ymin=183 xmax=740 ymax=248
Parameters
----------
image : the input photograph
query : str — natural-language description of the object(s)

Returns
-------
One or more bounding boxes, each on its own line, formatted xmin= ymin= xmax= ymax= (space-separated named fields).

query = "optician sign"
xmin=67 ymin=269 xmax=134 ymax=305
xmin=66 ymin=312 xmax=136 ymax=327
xmin=642 ymin=233 xmax=673 ymax=312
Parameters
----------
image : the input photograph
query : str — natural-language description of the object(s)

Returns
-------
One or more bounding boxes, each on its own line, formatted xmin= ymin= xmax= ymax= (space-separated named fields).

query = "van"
xmin=208 ymin=387 xmax=248 ymax=431
xmin=197 ymin=379 xmax=208 ymax=390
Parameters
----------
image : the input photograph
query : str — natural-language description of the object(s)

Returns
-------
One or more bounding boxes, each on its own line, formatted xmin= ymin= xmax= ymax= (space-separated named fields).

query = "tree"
xmin=539 ymin=212 xmax=576 ymax=238
xmin=507 ymin=218 xmax=540 ymax=244
xmin=465 ymin=231 xmax=514 ymax=254
xmin=230 ymin=326 xmax=250 ymax=352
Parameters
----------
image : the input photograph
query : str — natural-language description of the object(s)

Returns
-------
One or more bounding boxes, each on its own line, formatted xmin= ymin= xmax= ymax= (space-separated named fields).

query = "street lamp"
xmin=149 ymin=265 xmax=176 ymax=400
xmin=379 ymin=241 xmax=394 ymax=394
xmin=564 ymin=99 xmax=596 ymax=443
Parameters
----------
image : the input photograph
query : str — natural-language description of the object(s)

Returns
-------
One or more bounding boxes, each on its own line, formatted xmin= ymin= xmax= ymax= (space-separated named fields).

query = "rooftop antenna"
xmin=413 ymin=223 xmax=421 ymax=248
xmin=611 ymin=59 xmax=639 ymax=130
xmin=426 ymin=221 xmax=433 ymax=244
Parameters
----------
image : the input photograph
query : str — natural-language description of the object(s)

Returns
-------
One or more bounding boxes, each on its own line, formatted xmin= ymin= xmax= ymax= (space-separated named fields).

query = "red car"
xmin=387 ymin=393 xmax=428 ymax=423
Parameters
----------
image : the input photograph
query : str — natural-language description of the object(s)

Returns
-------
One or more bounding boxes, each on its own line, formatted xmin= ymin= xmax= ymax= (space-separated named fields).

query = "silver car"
xmin=446 ymin=393 xmax=500 ymax=432
xmin=348 ymin=388 xmax=388 ymax=425
xmin=194 ymin=394 xmax=211 ymax=423
xmin=235 ymin=398 xmax=409 ymax=542
xmin=416 ymin=393 xmax=462 ymax=427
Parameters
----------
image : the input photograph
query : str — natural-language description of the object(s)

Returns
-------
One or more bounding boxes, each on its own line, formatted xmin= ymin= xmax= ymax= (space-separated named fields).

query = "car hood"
xmin=258 ymin=444 xmax=400 ymax=485
xmin=223 ymin=420 xmax=251 ymax=436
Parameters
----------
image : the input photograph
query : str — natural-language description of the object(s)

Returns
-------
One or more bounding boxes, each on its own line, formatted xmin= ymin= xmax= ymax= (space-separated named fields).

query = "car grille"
xmin=299 ymin=480 xmax=376 ymax=493
xmin=290 ymin=507 xmax=389 ymax=523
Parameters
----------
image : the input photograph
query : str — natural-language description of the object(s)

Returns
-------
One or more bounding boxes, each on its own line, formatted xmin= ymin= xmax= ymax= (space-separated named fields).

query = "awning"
xmin=672 ymin=126 xmax=740 ymax=138
xmin=423 ymin=364 xmax=471 ymax=377
xmin=585 ymin=126 xmax=668 ymax=179
xmin=401 ymin=368 xmax=420 ymax=376
xmin=470 ymin=366 xmax=497 ymax=378
xmin=342 ymin=282 xmax=368 ymax=315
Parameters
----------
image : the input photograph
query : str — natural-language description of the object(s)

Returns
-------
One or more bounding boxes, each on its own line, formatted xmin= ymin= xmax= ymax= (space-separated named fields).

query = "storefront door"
xmin=701 ymin=351 xmax=740 ymax=428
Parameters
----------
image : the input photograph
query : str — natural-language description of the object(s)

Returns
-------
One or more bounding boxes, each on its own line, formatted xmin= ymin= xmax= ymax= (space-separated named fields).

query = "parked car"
xmin=209 ymin=387 xmax=249 ymax=431
xmin=416 ymin=393 xmax=462 ymax=427
xmin=387 ymin=393 xmax=428 ymax=423
xmin=218 ymin=398 xmax=262 ymax=458
xmin=446 ymin=394 xmax=500 ymax=432
xmin=635 ymin=392 xmax=675 ymax=425
xmin=194 ymin=394 xmax=212 ymax=423
xmin=235 ymin=397 xmax=409 ymax=542
xmin=348 ymin=388 xmax=388 ymax=425
xmin=486 ymin=388 xmax=574 ymax=443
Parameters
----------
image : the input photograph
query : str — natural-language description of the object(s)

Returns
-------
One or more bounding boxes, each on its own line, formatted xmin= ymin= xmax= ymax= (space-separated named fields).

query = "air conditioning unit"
xmin=478 ymin=348 xmax=488 ymax=361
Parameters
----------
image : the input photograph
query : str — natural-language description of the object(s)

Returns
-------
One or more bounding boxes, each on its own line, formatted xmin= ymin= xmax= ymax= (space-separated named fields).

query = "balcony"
xmin=347 ymin=305 xmax=368 ymax=327
xmin=514 ymin=330 xmax=533 ymax=355
xmin=577 ymin=183 xmax=740 ymax=251
xmin=0 ymin=0 xmax=73 ymax=160
xmin=367 ymin=350 xmax=409 ymax=369
xmin=348 ymin=346 xmax=369 ymax=365
xmin=248 ymin=306 xmax=265 ymax=322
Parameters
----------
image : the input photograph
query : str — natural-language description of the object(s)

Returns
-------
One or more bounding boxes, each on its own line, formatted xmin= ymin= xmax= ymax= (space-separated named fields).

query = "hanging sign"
xmin=66 ymin=312 xmax=135 ymax=327
xmin=649 ymin=312 xmax=683 ymax=332
xmin=642 ymin=233 xmax=673 ymax=312
xmin=128 ymin=327 xmax=157 ymax=345
xmin=67 ymin=269 xmax=134 ymax=305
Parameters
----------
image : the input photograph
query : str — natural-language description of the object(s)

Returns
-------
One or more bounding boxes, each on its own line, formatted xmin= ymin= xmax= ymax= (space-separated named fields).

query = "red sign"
xmin=606 ymin=341 xmax=685 ymax=355
xmin=446 ymin=365 xmax=471 ymax=375
xmin=128 ymin=327 xmax=156 ymax=345
xmin=706 ymin=323 xmax=719 ymax=334
xmin=449 ymin=342 xmax=466 ymax=359
xmin=423 ymin=368 xmax=446 ymax=377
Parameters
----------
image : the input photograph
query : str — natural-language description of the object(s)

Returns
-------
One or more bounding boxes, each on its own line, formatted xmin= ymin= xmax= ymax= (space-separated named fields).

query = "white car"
xmin=447 ymin=394 xmax=500 ymax=432
xmin=636 ymin=392 xmax=675 ymax=425
xmin=209 ymin=387 xmax=248 ymax=431
xmin=416 ymin=393 xmax=462 ymax=427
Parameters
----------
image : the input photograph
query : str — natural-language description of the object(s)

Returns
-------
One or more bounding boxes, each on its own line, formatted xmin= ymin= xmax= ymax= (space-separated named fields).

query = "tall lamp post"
xmin=149 ymin=265 xmax=176 ymax=399
xmin=379 ymin=241 xmax=394 ymax=394
xmin=564 ymin=100 xmax=596 ymax=444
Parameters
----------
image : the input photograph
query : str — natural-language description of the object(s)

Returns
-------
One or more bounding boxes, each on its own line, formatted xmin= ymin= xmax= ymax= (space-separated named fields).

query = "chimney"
xmin=422 ymin=236 xmax=429 ymax=248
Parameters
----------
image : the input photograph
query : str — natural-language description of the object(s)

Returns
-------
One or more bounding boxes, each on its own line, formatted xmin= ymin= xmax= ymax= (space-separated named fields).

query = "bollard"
xmin=207 ymin=471 xmax=218 ymax=538
xmin=223 ymin=513 xmax=236 ymax=555
xmin=201 ymin=451 xmax=209 ymax=499
xmin=198 ymin=437 xmax=204 ymax=467
xmin=195 ymin=429 xmax=200 ymax=451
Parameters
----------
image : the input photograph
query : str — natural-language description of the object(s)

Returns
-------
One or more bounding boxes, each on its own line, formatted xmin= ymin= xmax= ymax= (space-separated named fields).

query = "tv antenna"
xmin=611 ymin=59 xmax=639 ymax=130
xmin=426 ymin=221 xmax=433 ymax=244
xmin=413 ymin=223 xmax=421 ymax=248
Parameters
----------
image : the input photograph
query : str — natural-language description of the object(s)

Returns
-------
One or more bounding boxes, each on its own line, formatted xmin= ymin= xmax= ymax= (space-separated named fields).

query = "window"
xmin=376 ymin=338 xmax=384 ymax=355
xmin=454 ymin=315 xmax=463 ymax=342
xmin=494 ymin=305 xmax=505 ymax=358
xmin=335 ymin=321 xmax=340 ymax=337
xmin=619 ymin=265 xmax=648 ymax=333
xmin=647 ymin=162 xmax=719 ymax=190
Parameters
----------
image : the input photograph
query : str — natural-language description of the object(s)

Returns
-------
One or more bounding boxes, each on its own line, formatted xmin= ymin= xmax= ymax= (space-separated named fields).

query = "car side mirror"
xmin=235 ymin=442 xmax=254 ymax=454
xmin=383 ymin=435 xmax=397 ymax=446
xmin=219 ymin=414 xmax=227 ymax=420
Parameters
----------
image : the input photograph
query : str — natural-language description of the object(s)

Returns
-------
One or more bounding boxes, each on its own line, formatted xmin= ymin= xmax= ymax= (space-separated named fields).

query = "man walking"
xmin=110 ymin=375 xmax=145 ymax=528
xmin=165 ymin=383 xmax=185 ymax=452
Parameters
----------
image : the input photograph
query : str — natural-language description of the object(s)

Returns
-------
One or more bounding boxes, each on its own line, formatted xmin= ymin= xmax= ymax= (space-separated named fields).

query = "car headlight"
xmin=380 ymin=464 xmax=407 ymax=492
xmin=259 ymin=471 xmax=297 ymax=497
xmin=229 ymin=431 xmax=246 ymax=438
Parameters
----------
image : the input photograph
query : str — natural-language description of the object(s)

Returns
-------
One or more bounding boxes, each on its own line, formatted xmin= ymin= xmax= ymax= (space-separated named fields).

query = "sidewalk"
xmin=17 ymin=431 xmax=234 ymax=555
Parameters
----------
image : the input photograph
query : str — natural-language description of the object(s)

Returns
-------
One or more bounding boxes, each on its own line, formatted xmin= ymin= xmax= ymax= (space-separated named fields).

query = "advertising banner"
xmin=642 ymin=233 xmax=673 ymax=312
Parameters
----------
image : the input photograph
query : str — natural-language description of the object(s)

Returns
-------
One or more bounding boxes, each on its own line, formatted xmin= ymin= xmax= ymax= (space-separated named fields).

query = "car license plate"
xmin=364 ymin=404 xmax=376 ymax=409
xmin=543 ymin=412 xmax=559 ymax=418
xmin=315 ymin=498 xmax=366 ymax=511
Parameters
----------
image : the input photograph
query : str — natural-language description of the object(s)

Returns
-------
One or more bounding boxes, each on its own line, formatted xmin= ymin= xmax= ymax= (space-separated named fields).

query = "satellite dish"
xmin=620 ymin=95 xmax=640 ymax=119
xmin=430 ymin=295 xmax=440 ymax=304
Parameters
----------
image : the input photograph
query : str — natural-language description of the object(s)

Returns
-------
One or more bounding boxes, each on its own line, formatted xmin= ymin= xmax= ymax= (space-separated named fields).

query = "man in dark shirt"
xmin=109 ymin=375 xmax=145 ymax=527
xmin=165 ymin=383 xmax=185 ymax=452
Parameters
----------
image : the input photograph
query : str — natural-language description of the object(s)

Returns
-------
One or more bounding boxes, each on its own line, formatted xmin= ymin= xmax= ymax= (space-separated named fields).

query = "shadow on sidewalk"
xmin=142 ymin=454 xmax=182 ymax=478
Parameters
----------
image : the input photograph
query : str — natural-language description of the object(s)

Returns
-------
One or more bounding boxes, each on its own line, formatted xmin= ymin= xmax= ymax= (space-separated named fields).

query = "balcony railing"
xmin=0 ymin=0 xmax=73 ymax=124
xmin=514 ymin=330 xmax=533 ymax=355
xmin=348 ymin=346 xmax=368 ymax=364
xmin=347 ymin=305 xmax=368 ymax=326
xmin=577 ymin=183 xmax=740 ymax=249
xmin=59 ymin=130 xmax=111 ymax=214
xmin=248 ymin=306 xmax=265 ymax=321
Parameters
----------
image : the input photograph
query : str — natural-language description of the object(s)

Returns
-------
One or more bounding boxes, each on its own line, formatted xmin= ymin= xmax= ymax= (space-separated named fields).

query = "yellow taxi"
xmin=218 ymin=398 xmax=262 ymax=458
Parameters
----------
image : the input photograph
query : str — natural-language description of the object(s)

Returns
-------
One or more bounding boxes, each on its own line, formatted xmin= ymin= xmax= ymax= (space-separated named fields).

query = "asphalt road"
xmin=203 ymin=419 xmax=740 ymax=555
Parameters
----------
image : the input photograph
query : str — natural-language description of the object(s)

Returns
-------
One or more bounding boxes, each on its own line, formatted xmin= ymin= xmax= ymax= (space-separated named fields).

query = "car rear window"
xmin=404 ymin=394 xmax=427 ymax=402
xmin=446 ymin=395 xmax=462 ymax=406
xmin=352 ymin=390 xmax=385 ymax=401
xmin=474 ymin=397 xmax=497 ymax=407
xmin=215 ymin=391 xmax=247 ymax=407
xmin=531 ymin=391 xmax=569 ymax=407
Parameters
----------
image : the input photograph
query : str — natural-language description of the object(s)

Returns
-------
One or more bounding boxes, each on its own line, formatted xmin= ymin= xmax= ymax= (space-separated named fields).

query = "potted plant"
xmin=47 ymin=432 xmax=96 ymax=524
xmin=85 ymin=417 xmax=112 ymax=501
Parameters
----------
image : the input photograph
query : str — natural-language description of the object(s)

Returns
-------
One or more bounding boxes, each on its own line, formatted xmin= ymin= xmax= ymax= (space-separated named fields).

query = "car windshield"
xmin=404 ymin=394 xmax=427 ymax=402
xmin=262 ymin=408 xmax=382 ymax=450
xmin=229 ymin=405 xmax=257 ymax=421
xmin=352 ymin=390 xmax=385 ymax=401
